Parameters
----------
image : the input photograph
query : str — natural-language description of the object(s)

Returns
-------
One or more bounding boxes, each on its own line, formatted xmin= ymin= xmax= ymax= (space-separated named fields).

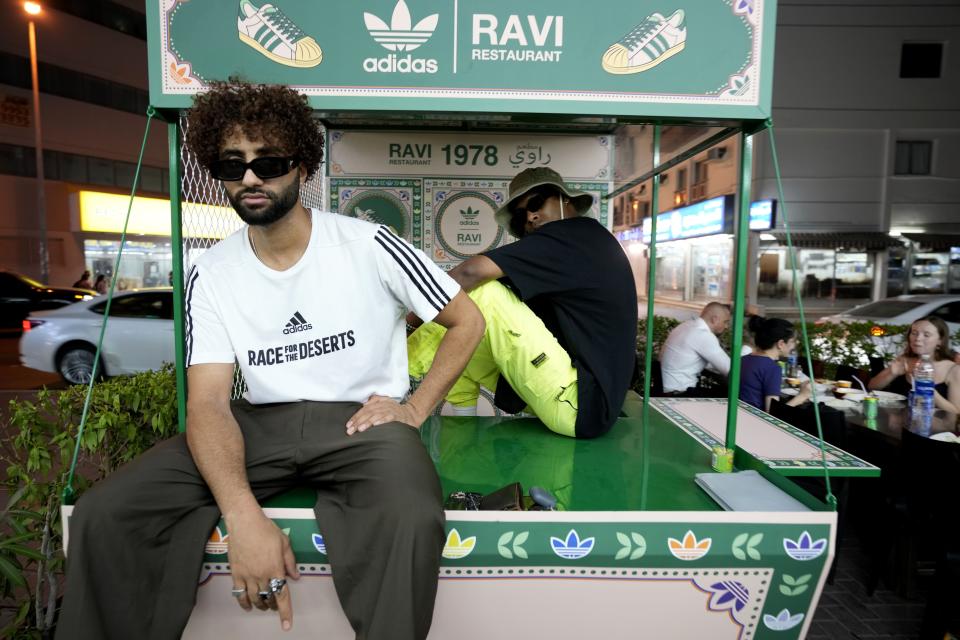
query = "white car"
xmin=20 ymin=289 xmax=174 ymax=384
xmin=816 ymin=294 xmax=960 ymax=365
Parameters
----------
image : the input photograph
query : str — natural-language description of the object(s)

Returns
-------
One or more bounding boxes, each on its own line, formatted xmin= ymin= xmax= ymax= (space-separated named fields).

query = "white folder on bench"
xmin=694 ymin=470 xmax=810 ymax=511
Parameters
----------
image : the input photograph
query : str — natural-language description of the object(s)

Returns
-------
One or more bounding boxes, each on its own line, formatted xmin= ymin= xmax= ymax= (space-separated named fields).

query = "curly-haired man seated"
xmin=56 ymin=82 xmax=484 ymax=640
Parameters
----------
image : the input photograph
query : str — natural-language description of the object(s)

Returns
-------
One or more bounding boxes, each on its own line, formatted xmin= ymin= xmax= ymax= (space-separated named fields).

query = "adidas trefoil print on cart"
xmin=602 ymin=9 xmax=687 ymax=74
xmin=237 ymin=0 xmax=323 ymax=68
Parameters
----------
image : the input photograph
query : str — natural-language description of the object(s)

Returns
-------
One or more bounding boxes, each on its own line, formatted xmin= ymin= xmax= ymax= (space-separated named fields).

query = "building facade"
xmin=0 ymin=0 xmax=170 ymax=289
xmin=613 ymin=0 xmax=960 ymax=318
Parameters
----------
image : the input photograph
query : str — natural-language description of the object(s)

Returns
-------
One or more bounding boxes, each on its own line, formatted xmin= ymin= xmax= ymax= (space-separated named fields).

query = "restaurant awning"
xmin=766 ymin=232 xmax=904 ymax=251
xmin=902 ymin=234 xmax=960 ymax=251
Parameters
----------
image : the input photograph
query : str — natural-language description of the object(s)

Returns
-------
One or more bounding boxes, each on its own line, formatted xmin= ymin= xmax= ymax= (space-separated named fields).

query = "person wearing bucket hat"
xmin=408 ymin=167 xmax=638 ymax=439
xmin=492 ymin=167 xmax=595 ymax=238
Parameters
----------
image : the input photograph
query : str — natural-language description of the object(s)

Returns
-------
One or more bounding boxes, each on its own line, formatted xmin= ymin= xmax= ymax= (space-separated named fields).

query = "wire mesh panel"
xmin=177 ymin=114 xmax=326 ymax=398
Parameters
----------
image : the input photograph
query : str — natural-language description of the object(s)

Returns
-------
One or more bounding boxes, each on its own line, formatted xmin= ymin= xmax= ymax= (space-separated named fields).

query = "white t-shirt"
xmin=660 ymin=316 xmax=731 ymax=392
xmin=185 ymin=209 xmax=460 ymax=404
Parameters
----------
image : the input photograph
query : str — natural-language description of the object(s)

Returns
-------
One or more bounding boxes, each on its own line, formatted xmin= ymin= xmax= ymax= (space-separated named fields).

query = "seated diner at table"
xmin=868 ymin=316 xmax=960 ymax=413
xmin=739 ymin=316 xmax=812 ymax=411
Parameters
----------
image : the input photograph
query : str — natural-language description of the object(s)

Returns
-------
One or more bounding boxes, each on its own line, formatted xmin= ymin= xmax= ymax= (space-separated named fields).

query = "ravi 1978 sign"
xmin=328 ymin=131 xmax=611 ymax=179
xmin=148 ymin=0 xmax=776 ymax=120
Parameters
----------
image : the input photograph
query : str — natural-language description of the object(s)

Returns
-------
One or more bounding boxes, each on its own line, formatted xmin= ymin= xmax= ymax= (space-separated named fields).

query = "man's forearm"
xmin=447 ymin=256 xmax=498 ymax=293
xmin=186 ymin=403 xmax=260 ymax=520
xmin=703 ymin=345 xmax=732 ymax=377
xmin=406 ymin=316 xmax=485 ymax=421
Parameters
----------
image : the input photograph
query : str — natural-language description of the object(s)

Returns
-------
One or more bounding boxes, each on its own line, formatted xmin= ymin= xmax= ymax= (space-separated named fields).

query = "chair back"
xmin=868 ymin=357 xmax=886 ymax=378
xmin=631 ymin=355 xmax=664 ymax=397
xmin=901 ymin=429 xmax=960 ymax=537
xmin=649 ymin=359 xmax=665 ymax=397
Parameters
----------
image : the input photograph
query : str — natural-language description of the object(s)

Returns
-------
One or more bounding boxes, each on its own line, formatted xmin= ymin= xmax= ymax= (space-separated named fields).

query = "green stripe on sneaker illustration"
xmin=237 ymin=0 xmax=323 ymax=68
xmin=602 ymin=9 xmax=686 ymax=74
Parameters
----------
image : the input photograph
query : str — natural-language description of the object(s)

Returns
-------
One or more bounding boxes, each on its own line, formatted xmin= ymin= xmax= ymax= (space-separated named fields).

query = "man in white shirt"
xmin=660 ymin=302 xmax=732 ymax=394
xmin=56 ymin=82 xmax=485 ymax=640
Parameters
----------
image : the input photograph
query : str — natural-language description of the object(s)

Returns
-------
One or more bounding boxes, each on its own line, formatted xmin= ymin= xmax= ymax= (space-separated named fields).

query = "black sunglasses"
xmin=510 ymin=190 xmax=553 ymax=218
xmin=209 ymin=156 xmax=298 ymax=181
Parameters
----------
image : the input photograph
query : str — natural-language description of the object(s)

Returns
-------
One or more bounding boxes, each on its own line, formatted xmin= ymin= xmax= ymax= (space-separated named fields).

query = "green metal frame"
xmin=162 ymin=111 xmax=840 ymax=504
xmin=725 ymin=131 xmax=754 ymax=445
xmin=168 ymin=122 xmax=187 ymax=433
xmin=636 ymin=123 xmax=762 ymax=455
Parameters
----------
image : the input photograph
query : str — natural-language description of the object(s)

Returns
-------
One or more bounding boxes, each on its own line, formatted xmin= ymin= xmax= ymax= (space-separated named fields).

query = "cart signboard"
xmin=148 ymin=0 xmax=776 ymax=120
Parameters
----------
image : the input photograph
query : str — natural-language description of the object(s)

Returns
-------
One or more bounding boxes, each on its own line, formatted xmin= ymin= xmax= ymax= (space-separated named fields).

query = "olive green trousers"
xmin=56 ymin=400 xmax=445 ymax=640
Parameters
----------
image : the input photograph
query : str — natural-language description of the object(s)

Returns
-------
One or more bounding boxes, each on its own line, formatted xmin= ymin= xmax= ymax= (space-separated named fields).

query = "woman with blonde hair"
xmin=869 ymin=316 xmax=959 ymax=413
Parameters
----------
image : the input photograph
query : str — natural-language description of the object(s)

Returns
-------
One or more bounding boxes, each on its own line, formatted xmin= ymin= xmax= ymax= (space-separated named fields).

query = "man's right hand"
xmin=227 ymin=510 xmax=300 ymax=631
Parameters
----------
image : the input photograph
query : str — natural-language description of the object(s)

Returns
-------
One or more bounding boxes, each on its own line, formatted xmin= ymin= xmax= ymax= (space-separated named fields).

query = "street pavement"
xmin=0 ymin=336 xmax=64 ymax=394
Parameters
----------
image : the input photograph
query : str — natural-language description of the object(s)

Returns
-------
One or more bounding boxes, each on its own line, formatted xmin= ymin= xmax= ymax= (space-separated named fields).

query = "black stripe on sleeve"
xmin=184 ymin=266 xmax=199 ymax=365
xmin=374 ymin=233 xmax=444 ymax=313
xmin=375 ymin=227 xmax=451 ymax=308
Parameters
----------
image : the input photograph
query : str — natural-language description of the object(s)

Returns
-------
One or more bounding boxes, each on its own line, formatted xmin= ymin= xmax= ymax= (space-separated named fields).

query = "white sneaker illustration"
xmin=237 ymin=0 xmax=322 ymax=68
xmin=602 ymin=9 xmax=686 ymax=74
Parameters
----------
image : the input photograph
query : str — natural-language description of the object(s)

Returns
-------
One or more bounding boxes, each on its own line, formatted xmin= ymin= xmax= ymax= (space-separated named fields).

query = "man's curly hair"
xmin=186 ymin=81 xmax=323 ymax=180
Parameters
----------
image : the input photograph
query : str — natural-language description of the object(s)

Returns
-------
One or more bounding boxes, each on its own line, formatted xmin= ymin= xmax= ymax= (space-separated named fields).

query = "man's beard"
xmin=227 ymin=179 xmax=301 ymax=227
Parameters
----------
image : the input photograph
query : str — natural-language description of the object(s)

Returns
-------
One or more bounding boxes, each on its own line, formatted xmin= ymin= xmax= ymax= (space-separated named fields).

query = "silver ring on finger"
xmin=230 ymin=587 xmax=246 ymax=598
xmin=257 ymin=589 xmax=273 ymax=602
xmin=268 ymin=577 xmax=287 ymax=594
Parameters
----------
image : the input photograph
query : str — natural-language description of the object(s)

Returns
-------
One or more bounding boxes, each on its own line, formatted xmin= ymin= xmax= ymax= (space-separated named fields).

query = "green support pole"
xmin=168 ymin=121 xmax=188 ymax=434
xmin=640 ymin=124 xmax=661 ymax=509
xmin=724 ymin=131 xmax=754 ymax=449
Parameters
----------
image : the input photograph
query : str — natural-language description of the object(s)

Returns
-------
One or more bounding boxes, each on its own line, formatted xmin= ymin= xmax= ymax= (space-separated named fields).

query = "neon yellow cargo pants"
xmin=408 ymin=281 xmax=578 ymax=437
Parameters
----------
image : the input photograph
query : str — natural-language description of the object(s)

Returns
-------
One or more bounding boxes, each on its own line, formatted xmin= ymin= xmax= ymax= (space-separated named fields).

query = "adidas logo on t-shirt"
xmin=283 ymin=311 xmax=313 ymax=335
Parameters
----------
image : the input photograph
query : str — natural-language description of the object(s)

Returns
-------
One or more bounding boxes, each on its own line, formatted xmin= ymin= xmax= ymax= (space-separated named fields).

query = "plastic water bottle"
xmin=911 ymin=354 xmax=936 ymax=435
xmin=787 ymin=349 xmax=799 ymax=378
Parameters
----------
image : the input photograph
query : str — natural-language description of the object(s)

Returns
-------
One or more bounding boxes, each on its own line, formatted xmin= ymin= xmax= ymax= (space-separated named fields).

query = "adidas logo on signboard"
xmin=364 ymin=0 xmax=438 ymax=51
xmin=283 ymin=311 xmax=313 ymax=335
xmin=363 ymin=0 xmax=439 ymax=74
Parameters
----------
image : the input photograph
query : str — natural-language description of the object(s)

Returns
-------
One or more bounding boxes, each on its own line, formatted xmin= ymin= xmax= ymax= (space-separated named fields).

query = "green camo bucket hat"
xmin=494 ymin=167 xmax=594 ymax=237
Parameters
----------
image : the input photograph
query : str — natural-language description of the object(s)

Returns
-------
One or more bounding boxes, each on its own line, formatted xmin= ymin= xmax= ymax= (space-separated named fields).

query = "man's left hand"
xmin=346 ymin=395 xmax=425 ymax=435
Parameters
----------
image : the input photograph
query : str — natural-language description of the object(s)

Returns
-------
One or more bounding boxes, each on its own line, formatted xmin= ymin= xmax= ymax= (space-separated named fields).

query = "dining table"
xmin=843 ymin=404 xmax=959 ymax=442
xmin=781 ymin=380 xmax=960 ymax=444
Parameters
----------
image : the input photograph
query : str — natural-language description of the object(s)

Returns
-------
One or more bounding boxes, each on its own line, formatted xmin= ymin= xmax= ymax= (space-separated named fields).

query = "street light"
xmin=24 ymin=1 xmax=48 ymax=284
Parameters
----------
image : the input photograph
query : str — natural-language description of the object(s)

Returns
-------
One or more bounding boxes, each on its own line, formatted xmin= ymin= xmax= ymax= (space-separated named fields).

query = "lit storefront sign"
xmin=77 ymin=191 xmax=240 ymax=239
xmin=749 ymin=199 xmax=776 ymax=230
xmin=614 ymin=227 xmax=644 ymax=243
xmin=619 ymin=197 xmax=774 ymax=245
xmin=641 ymin=195 xmax=733 ymax=243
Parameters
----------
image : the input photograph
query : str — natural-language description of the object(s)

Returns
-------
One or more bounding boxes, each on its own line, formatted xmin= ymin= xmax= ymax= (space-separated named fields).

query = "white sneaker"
xmin=602 ymin=9 xmax=686 ymax=74
xmin=237 ymin=0 xmax=322 ymax=68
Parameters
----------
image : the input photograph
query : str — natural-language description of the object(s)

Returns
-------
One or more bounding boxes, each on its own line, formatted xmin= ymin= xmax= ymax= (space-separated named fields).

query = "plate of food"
xmin=832 ymin=387 xmax=861 ymax=399
xmin=824 ymin=398 xmax=858 ymax=410
xmin=871 ymin=390 xmax=907 ymax=404
xmin=841 ymin=392 xmax=867 ymax=402
xmin=930 ymin=432 xmax=960 ymax=444
xmin=781 ymin=387 xmax=799 ymax=396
